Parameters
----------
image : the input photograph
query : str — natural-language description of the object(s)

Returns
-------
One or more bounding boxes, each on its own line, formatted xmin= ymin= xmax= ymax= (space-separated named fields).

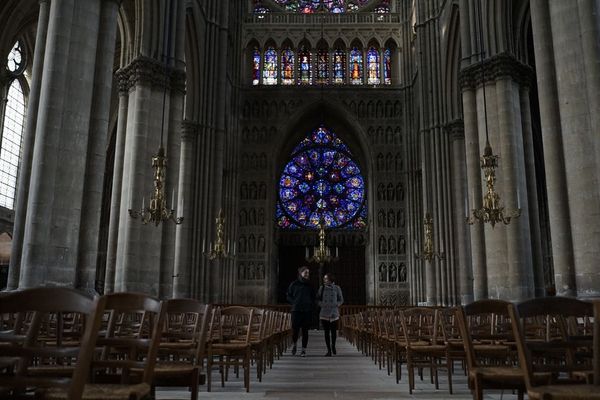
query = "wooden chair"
xmin=509 ymin=297 xmax=599 ymax=400
xmin=439 ymin=307 xmax=467 ymax=375
xmin=400 ymin=307 xmax=453 ymax=394
xmin=151 ymin=299 xmax=211 ymax=400
xmin=0 ymin=287 xmax=105 ymax=400
xmin=206 ymin=306 xmax=254 ymax=392
xmin=456 ymin=299 xmax=531 ymax=400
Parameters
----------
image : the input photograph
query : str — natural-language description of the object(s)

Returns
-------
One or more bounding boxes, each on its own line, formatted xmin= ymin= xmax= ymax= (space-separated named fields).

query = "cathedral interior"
xmin=0 ymin=0 xmax=599 ymax=305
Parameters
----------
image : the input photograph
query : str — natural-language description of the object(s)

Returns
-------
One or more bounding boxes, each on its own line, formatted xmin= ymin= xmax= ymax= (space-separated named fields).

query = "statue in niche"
xmin=378 ymin=210 xmax=386 ymax=228
xmin=248 ymin=262 xmax=256 ymax=280
xmin=376 ymin=153 xmax=384 ymax=171
xmin=376 ymin=127 xmax=384 ymax=144
xmin=242 ymin=128 xmax=249 ymax=144
xmin=395 ymin=153 xmax=403 ymax=172
xmin=258 ymin=235 xmax=265 ymax=252
xmin=379 ymin=263 xmax=387 ymax=282
xmin=260 ymin=128 xmax=268 ymax=143
xmin=387 ymin=183 xmax=395 ymax=201
xmin=399 ymin=263 xmax=407 ymax=282
xmin=389 ymin=263 xmax=397 ymax=282
xmin=249 ymin=208 xmax=256 ymax=226
xmin=248 ymin=234 xmax=256 ymax=253
xmin=377 ymin=183 xmax=386 ymax=201
xmin=238 ymin=263 xmax=246 ymax=280
xmin=258 ymin=183 xmax=266 ymax=199
xmin=386 ymin=153 xmax=394 ymax=171
xmin=238 ymin=236 xmax=247 ymax=254
xmin=398 ymin=235 xmax=406 ymax=254
xmin=250 ymin=154 xmax=258 ymax=170
xmin=387 ymin=209 xmax=395 ymax=228
xmin=240 ymin=182 xmax=248 ymax=200
xmin=251 ymin=127 xmax=259 ymax=143
xmin=249 ymin=182 xmax=257 ymax=200
xmin=259 ymin=153 xmax=267 ymax=169
xmin=386 ymin=128 xmax=394 ymax=144
xmin=241 ymin=154 xmax=249 ymax=170
xmin=258 ymin=208 xmax=265 ymax=225
xmin=239 ymin=209 xmax=247 ymax=227
xmin=398 ymin=209 xmax=405 ymax=227
xmin=256 ymin=263 xmax=264 ymax=280
xmin=388 ymin=236 xmax=396 ymax=255
xmin=396 ymin=182 xmax=404 ymax=201
xmin=378 ymin=236 xmax=387 ymax=254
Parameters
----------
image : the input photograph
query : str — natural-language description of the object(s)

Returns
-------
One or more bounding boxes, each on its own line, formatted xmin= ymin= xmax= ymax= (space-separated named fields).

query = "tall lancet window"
xmin=316 ymin=47 xmax=328 ymax=84
xmin=0 ymin=41 xmax=26 ymax=210
xmin=349 ymin=47 xmax=363 ymax=85
xmin=367 ymin=47 xmax=380 ymax=85
xmin=281 ymin=48 xmax=295 ymax=85
xmin=252 ymin=47 xmax=261 ymax=85
xmin=263 ymin=47 xmax=278 ymax=85
xmin=332 ymin=48 xmax=346 ymax=84
xmin=276 ymin=125 xmax=367 ymax=230
xmin=383 ymin=48 xmax=392 ymax=85
xmin=298 ymin=45 xmax=312 ymax=85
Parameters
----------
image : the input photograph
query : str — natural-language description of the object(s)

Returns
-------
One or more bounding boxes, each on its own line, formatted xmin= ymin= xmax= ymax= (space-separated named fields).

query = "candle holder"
xmin=305 ymin=219 xmax=339 ymax=266
xmin=415 ymin=213 xmax=444 ymax=261
xmin=203 ymin=209 xmax=235 ymax=260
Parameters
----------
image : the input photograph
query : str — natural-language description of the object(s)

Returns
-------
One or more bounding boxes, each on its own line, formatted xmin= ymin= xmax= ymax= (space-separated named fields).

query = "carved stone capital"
xmin=459 ymin=53 xmax=534 ymax=91
xmin=181 ymin=120 xmax=200 ymax=142
xmin=444 ymin=119 xmax=465 ymax=141
xmin=115 ymin=56 xmax=186 ymax=94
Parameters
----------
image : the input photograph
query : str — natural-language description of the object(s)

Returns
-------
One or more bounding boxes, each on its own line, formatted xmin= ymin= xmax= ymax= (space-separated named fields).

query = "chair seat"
xmin=154 ymin=363 xmax=197 ymax=375
xmin=528 ymin=384 xmax=600 ymax=400
xmin=41 ymin=383 xmax=150 ymax=400
xmin=212 ymin=343 xmax=250 ymax=350
xmin=409 ymin=344 xmax=446 ymax=352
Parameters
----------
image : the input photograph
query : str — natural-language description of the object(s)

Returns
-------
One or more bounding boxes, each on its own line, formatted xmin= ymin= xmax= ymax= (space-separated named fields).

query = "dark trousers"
xmin=322 ymin=319 xmax=338 ymax=351
xmin=292 ymin=311 xmax=311 ymax=348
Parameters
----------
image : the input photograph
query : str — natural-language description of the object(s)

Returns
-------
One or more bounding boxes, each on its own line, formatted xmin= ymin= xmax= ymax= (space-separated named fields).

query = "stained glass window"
xmin=367 ymin=47 xmax=380 ymax=85
xmin=316 ymin=48 xmax=328 ymax=84
xmin=349 ymin=47 xmax=363 ymax=85
xmin=276 ymin=126 xmax=367 ymax=230
xmin=252 ymin=48 xmax=261 ymax=85
xmin=298 ymin=46 xmax=312 ymax=85
xmin=383 ymin=48 xmax=392 ymax=85
xmin=272 ymin=0 xmax=381 ymax=13
xmin=281 ymin=48 xmax=295 ymax=85
xmin=263 ymin=47 xmax=277 ymax=85
xmin=333 ymin=48 xmax=346 ymax=84
xmin=0 ymin=79 xmax=25 ymax=210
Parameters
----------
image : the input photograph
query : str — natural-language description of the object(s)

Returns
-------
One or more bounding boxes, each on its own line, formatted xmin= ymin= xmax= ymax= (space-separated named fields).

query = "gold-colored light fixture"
xmin=305 ymin=220 xmax=339 ymax=266
xmin=129 ymin=5 xmax=182 ymax=227
xmin=416 ymin=213 xmax=444 ymax=261
xmin=203 ymin=209 xmax=234 ymax=260
xmin=466 ymin=0 xmax=520 ymax=228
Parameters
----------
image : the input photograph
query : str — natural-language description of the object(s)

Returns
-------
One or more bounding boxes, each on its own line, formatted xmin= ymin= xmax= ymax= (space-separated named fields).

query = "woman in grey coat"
xmin=317 ymin=273 xmax=344 ymax=356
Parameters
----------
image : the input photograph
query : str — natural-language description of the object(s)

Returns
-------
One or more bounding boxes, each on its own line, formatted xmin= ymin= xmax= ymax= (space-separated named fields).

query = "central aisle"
xmin=157 ymin=331 xmax=511 ymax=399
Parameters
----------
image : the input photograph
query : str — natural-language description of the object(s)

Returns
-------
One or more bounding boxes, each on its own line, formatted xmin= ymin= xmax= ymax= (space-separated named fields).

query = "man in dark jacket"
xmin=286 ymin=266 xmax=315 ymax=357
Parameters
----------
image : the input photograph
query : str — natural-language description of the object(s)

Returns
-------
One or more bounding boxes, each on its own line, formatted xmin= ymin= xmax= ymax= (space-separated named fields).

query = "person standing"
xmin=286 ymin=266 xmax=316 ymax=357
xmin=317 ymin=273 xmax=344 ymax=356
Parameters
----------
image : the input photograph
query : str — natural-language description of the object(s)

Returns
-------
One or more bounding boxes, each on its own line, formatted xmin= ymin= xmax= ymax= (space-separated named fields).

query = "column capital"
xmin=459 ymin=53 xmax=535 ymax=91
xmin=444 ymin=119 xmax=465 ymax=141
xmin=114 ymin=56 xmax=186 ymax=94
xmin=181 ymin=120 xmax=200 ymax=142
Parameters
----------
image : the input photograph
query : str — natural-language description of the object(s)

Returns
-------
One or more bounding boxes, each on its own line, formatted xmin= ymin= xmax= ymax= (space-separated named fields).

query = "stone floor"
xmin=157 ymin=331 xmax=521 ymax=399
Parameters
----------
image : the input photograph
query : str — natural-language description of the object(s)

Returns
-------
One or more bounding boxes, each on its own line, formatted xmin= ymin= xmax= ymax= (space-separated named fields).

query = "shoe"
xmin=291 ymin=346 xmax=297 ymax=355
xmin=324 ymin=351 xmax=332 ymax=357
xmin=300 ymin=350 xmax=306 ymax=357
xmin=332 ymin=346 xmax=336 ymax=355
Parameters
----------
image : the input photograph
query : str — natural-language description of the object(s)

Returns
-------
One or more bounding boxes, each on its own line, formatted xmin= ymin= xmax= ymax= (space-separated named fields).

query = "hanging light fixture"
xmin=466 ymin=0 xmax=520 ymax=228
xmin=203 ymin=209 xmax=235 ymax=260
xmin=305 ymin=219 xmax=339 ymax=266
xmin=129 ymin=4 xmax=183 ymax=226
xmin=415 ymin=213 xmax=444 ymax=261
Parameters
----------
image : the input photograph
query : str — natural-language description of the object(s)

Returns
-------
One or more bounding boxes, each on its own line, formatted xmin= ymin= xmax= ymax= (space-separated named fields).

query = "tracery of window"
xmin=316 ymin=48 xmax=328 ymax=84
xmin=276 ymin=125 xmax=367 ymax=230
xmin=367 ymin=47 xmax=380 ymax=85
xmin=0 ymin=42 xmax=26 ymax=210
xmin=349 ymin=47 xmax=363 ymax=85
xmin=252 ymin=48 xmax=261 ymax=85
xmin=263 ymin=47 xmax=278 ymax=85
xmin=298 ymin=45 xmax=312 ymax=85
xmin=383 ymin=48 xmax=391 ymax=85
xmin=281 ymin=48 xmax=295 ymax=85
xmin=265 ymin=0 xmax=387 ymax=13
xmin=332 ymin=48 xmax=346 ymax=84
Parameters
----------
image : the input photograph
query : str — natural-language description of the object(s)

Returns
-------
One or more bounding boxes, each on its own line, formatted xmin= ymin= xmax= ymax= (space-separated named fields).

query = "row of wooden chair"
xmin=0 ymin=288 xmax=291 ymax=399
xmin=342 ymin=297 xmax=600 ymax=399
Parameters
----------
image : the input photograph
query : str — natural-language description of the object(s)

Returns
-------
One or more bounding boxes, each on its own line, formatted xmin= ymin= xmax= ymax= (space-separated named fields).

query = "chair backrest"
xmin=218 ymin=306 xmax=254 ymax=345
xmin=95 ymin=292 xmax=165 ymax=385
xmin=163 ymin=299 xmax=211 ymax=363
xmin=456 ymin=299 xmax=513 ymax=370
xmin=0 ymin=287 xmax=105 ymax=400
xmin=508 ymin=297 xmax=595 ymax=390
xmin=400 ymin=307 xmax=441 ymax=345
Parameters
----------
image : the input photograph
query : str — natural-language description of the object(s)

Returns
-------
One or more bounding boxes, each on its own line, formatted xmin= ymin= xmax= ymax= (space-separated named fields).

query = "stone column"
xmin=172 ymin=120 xmax=198 ymax=298
xmin=8 ymin=0 xmax=50 ymax=289
xmin=20 ymin=0 xmax=102 ymax=288
xmin=76 ymin=0 xmax=121 ymax=290
xmin=529 ymin=0 xmax=576 ymax=296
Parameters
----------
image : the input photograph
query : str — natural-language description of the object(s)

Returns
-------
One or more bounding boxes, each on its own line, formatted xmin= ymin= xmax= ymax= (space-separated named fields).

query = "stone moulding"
xmin=458 ymin=52 xmax=534 ymax=90
xmin=115 ymin=56 xmax=186 ymax=94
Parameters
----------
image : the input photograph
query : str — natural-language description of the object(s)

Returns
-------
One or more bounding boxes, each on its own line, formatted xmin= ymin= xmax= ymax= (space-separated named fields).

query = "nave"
xmin=158 ymin=332 xmax=507 ymax=400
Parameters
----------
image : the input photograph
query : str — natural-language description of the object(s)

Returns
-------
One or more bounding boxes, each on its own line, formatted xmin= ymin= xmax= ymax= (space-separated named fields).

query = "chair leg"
xmin=447 ymin=357 xmax=453 ymax=394
xmin=191 ymin=371 xmax=199 ymax=400
xmin=408 ymin=358 xmax=414 ymax=394
xmin=245 ymin=350 xmax=251 ymax=392
xmin=207 ymin=355 xmax=212 ymax=392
